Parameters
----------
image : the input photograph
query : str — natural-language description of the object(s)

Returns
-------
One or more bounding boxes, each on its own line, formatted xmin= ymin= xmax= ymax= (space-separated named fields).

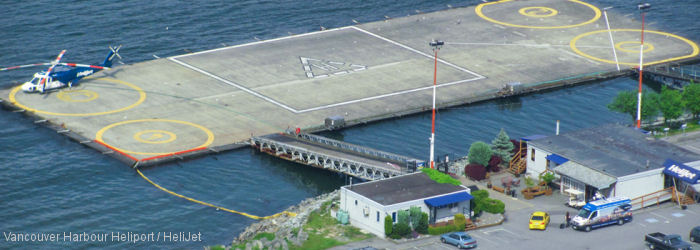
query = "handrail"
xmin=629 ymin=187 xmax=674 ymax=210
xmin=297 ymin=133 xmax=423 ymax=165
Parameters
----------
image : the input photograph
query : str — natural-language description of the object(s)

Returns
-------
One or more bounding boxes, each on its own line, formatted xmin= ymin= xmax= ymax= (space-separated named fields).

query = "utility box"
xmin=325 ymin=115 xmax=345 ymax=130
xmin=506 ymin=82 xmax=523 ymax=94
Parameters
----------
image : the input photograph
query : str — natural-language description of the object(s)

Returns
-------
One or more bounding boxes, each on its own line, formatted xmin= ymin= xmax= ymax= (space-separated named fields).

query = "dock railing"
xmin=629 ymin=187 xmax=674 ymax=210
xmin=297 ymin=132 xmax=424 ymax=167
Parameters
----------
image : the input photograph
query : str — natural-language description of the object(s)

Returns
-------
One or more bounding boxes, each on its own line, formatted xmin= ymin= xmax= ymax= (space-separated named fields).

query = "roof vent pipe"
xmin=556 ymin=120 xmax=560 ymax=136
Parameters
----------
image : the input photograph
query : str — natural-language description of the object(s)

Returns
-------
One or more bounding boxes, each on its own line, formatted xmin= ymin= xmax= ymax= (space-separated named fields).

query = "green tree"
xmin=454 ymin=213 xmax=466 ymax=230
xmin=468 ymin=141 xmax=493 ymax=166
xmin=659 ymin=86 xmax=684 ymax=124
xmin=416 ymin=212 xmax=429 ymax=234
xmin=384 ymin=215 xmax=393 ymax=237
xmin=397 ymin=210 xmax=410 ymax=225
xmin=683 ymin=81 xmax=700 ymax=118
xmin=491 ymin=128 xmax=514 ymax=161
xmin=608 ymin=90 xmax=659 ymax=122
xmin=409 ymin=206 xmax=422 ymax=230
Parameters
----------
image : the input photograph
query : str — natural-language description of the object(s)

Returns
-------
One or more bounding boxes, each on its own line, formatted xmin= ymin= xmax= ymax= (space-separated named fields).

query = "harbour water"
xmin=1 ymin=0 xmax=698 ymax=248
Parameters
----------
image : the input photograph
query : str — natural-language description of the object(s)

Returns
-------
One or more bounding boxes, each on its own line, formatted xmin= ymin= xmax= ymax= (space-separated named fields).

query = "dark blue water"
xmin=1 ymin=0 xmax=698 ymax=249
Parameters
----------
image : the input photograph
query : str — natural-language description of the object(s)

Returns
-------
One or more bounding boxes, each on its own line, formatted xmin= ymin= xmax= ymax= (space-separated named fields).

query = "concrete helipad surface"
xmin=2 ymin=0 xmax=698 ymax=166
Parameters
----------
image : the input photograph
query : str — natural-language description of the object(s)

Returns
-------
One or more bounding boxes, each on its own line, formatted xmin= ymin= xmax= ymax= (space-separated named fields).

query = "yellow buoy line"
xmin=136 ymin=169 xmax=297 ymax=220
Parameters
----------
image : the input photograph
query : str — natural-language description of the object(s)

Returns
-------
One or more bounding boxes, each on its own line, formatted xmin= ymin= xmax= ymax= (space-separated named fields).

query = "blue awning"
xmin=663 ymin=159 xmax=700 ymax=184
xmin=521 ymin=135 xmax=547 ymax=141
xmin=424 ymin=192 xmax=473 ymax=207
xmin=546 ymin=154 xmax=569 ymax=165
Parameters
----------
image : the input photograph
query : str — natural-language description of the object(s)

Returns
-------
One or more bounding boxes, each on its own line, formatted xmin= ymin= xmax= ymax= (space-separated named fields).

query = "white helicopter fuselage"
xmin=21 ymin=72 xmax=66 ymax=93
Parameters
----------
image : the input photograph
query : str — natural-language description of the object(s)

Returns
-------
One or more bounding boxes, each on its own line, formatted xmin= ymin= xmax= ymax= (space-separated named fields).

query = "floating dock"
xmin=1 ymin=0 xmax=698 ymax=167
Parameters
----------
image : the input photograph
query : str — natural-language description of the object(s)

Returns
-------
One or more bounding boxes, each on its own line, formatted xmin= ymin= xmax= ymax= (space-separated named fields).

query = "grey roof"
xmin=529 ymin=124 xmax=700 ymax=177
xmin=344 ymin=172 xmax=466 ymax=206
xmin=555 ymin=161 xmax=617 ymax=189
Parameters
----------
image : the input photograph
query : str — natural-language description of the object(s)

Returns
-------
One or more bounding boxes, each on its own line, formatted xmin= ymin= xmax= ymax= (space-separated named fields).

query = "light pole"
xmin=603 ymin=7 xmax=620 ymax=71
xmin=429 ymin=40 xmax=444 ymax=169
xmin=636 ymin=3 xmax=651 ymax=129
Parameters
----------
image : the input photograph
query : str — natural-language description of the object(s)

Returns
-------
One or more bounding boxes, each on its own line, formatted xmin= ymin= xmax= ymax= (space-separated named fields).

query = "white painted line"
xmin=637 ymin=222 xmax=647 ymax=228
xmin=684 ymin=209 xmax=698 ymax=215
xmin=170 ymin=26 xmax=352 ymax=59
xmin=170 ymin=26 xmax=486 ymax=113
xmin=350 ymin=26 xmax=486 ymax=79
xmin=645 ymin=218 xmax=658 ymax=223
xmin=476 ymin=232 xmax=497 ymax=244
xmin=168 ymin=57 xmax=299 ymax=113
xmin=295 ymin=78 xmax=482 ymax=113
xmin=446 ymin=42 xmax=609 ymax=49
xmin=671 ymin=212 xmax=685 ymax=218
xmin=650 ymin=212 xmax=670 ymax=221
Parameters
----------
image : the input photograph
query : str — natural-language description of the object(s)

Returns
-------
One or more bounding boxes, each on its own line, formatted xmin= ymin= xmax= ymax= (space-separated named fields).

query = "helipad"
xmin=1 ymin=0 xmax=697 ymax=166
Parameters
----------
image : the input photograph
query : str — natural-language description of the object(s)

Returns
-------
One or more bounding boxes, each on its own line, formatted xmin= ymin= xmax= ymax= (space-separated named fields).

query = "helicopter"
xmin=0 ymin=46 xmax=121 ymax=93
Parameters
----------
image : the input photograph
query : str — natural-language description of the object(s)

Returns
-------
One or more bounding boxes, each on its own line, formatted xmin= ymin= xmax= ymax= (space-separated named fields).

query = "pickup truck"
xmin=644 ymin=232 xmax=692 ymax=250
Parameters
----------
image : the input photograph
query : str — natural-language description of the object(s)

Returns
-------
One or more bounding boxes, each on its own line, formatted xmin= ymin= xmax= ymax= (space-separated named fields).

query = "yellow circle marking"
xmin=8 ymin=77 xmax=146 ymax=116
xmin=519 ymin=7 xmax=558 ymax=18
xmin=95 ymin=119 xmax=214 ymax=155
xmin=475 ymin=0 xmax=601 ymax=29
xmin=56 ymin=89 xmax=99 ymax=103
xmin=133 ymin=129 xmax=177 ymax=144
xmin=570 ymin=29 xmax=700 ymax=66
xmin=615 ymin=41 xmax=654 ymax=53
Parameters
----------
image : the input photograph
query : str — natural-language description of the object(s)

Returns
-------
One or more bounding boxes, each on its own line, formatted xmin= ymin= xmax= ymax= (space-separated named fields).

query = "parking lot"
xmin=336 ymin=191 xmax=700 ymax=250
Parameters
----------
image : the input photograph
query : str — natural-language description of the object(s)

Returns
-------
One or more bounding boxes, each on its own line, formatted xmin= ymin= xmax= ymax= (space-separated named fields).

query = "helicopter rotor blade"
xmin=0 ymin=63 xmax=52 ymax=71
xmin=51 ymin=50 xmax=67 ymax=65
xmin=59 ymin=63 xmax=110 ymax=70
xmin=39 ymin=50 xmax=66 ymax=91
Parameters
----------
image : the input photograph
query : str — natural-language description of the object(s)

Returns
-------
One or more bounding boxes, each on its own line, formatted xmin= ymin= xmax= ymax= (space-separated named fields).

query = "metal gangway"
xmin=250 ymin=132 xmax=423 ymax=181
xmin=643 ymin=63 xmax=700 ymax=89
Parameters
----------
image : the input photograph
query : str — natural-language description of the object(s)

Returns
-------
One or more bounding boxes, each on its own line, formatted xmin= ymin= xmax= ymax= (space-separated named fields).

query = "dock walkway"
xmin=251 ymin=133 xmax=421 ymax=181
xmin=1 ymin=0 xmax=698 ymax=166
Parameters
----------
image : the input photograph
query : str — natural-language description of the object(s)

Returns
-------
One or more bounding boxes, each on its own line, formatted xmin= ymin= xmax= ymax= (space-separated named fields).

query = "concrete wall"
xmin=340 ymin=187 xmax=387 ymax=238
xmin=527 ymin=145 xmax=551 ymax=176
xmin=613 ymin=168 xmax=665 ymax=199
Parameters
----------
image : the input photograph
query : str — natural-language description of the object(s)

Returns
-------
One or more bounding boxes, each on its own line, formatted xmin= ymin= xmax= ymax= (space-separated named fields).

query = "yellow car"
xmin=529 ymin=211 xmax=550 ymax=230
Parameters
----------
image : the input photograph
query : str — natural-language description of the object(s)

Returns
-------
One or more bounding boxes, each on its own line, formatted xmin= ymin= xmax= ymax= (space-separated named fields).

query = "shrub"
xmin=454 ymin=213 xmax=466 ymax=231
xmin=394 ymin=222 xmax=411 ymax=238
xmin=416 ymin=212 xmax=429 ymax=234
xmin=409 ymin=206 xmax=422 ymax=229
xmin=421 ymin=168 xmax=461 ymax=185
xmin=482 ymin=198 xmax=505 ymax=214
xmin=510 ymin=139 xmax=521 ymax=154
xmin=397 ymin=210 xmax=409 ymax=225
xmin=541 ymin=172 xmax=555 ymax=184
xmin=384 ymin=215 xmax=393 ymax=237
xmin=464 ymin=163 xmax=486 ymax=180
xmin=471 ymin=190 xmax=489 ymax=201
xmin=468 ymin=141 xmax=493 ymax=166
xmin=428 ymin=223 xmax=457 ymax=235
xmin=487 ymin=155 xmax=502 ymax=172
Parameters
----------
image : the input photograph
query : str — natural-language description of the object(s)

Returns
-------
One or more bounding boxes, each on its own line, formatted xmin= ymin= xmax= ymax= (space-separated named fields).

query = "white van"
xmin=571 ymin=197 xmax=632 ymax=232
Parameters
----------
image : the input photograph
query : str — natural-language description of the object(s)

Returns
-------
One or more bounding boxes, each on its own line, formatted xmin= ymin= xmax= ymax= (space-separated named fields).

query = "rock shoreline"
xmin=226 ymin=190 xmax=340 ymax=250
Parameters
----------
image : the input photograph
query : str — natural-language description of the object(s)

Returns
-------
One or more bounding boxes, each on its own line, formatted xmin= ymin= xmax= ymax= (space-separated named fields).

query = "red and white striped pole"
xmin=637 ymin=3 xmax=651 ymax=128
xmin=429 ymin=40 xmax=444 ymax=169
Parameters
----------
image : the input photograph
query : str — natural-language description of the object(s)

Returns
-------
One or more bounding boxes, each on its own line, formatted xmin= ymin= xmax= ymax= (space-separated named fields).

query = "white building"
xmin=524 ymin=124 xmax=699 ymax=205
xmin=340 ymin=172 xmax=472 ymax=238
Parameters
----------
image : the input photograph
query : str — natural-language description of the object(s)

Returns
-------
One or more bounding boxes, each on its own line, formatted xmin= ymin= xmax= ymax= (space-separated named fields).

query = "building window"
xmin=392 ymin=212 xmax=396 ymax=223
xmin=355 ymin=200 xmax=357 ymax=206
xmin=531 ymin=148 xmax=535 ymax=161
xmin=377 ymin=211 xmax=380 ymax=222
